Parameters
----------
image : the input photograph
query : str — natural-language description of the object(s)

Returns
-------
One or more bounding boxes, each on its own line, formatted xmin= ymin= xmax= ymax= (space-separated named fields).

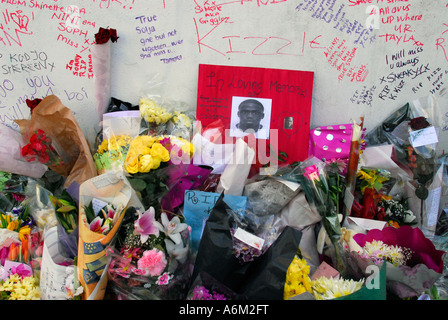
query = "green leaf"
xmin=129 ymin=178 xmax=147 ymax=192
xmin=48 ymin=194 xmax=60 ymax=207
xmin=58 ymin=199 xmax=72 ymax=206
xmin=57 ymin=205 xmax=77 ymax=213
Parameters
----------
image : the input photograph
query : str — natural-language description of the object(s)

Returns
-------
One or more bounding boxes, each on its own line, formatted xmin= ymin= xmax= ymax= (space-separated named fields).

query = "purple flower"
xmin=191 ymin=286 xmax=212 ymax=300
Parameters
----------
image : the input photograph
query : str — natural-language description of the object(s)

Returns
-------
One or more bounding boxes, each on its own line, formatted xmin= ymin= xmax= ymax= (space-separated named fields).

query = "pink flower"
xmin=9 ymin=263 xmax=33 ymax=278
xmin=136 ymin=248 xmax=167 ymax=277
xmin=89 ymin=216 xmax=109 ymax=234
xmin=303 ymin=164 xmax=320 ymax=181
xmin=156 ymin=272 xmax=173 ymax=285
xmin=134 ymin=207 xmax=159 ymax=244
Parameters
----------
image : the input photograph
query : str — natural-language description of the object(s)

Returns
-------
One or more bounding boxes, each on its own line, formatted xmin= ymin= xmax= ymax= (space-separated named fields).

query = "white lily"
xmin=153 ymin=212 xmax=187 ymax=245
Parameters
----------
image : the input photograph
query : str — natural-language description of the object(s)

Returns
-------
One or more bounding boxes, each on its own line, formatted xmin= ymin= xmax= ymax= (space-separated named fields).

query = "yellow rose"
xmin=150 ymin=143 xmax=170 ymax=162
xmin=134 ymin=135 xmax=156 ymax=149
xmin=138 ymin=154 xmax=155 ymax=173
xmin=125 ymin=156 xmax=139 ymax=174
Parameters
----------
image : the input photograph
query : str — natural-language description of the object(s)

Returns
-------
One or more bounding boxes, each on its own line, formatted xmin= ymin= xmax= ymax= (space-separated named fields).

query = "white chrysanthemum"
xmin=312 ymin=277 xmax=364 ymax=300
xmin=362 ymin=240 xmax=412 ymax=267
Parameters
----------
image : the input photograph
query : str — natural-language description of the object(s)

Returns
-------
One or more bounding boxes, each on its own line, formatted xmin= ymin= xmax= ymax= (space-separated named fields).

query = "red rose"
xmin=25 ymin=98 xmax=42 ymax=114
xmin=95 ymin=27 xmax=119 ymax=44
xmin=409 ymin=117 xmax=430 ymax=130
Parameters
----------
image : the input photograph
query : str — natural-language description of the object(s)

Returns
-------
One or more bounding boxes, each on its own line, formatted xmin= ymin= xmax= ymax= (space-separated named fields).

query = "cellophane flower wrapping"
xmin=14 ymin=95 xmax=97 ymax=189
xmin=187 ymin=272 xmax=240 ymax=300
xmin=364 ymin=96 xmax=442 ymax=236
xmin=77 ymin=171 xmax=132 ymax=300
xmin=93 ymin=110 xmax=142 ymax=175
xmin=0 ymin=172 xmax=28 ymax=213
xmin=192 ymin=193 xmax=303 ymax=299
xmin=138 ymin=93 xmax=195 ymax=139
xmin=39 ymin=226 xmax=79 ymax=300
xmin=191 ymin=120 xmax=235 ymax=175
xmin=0 ymin=182 xmax=44 ymax=300
xmin=160 ymin=162 xmax=212 ymax=215
xmin=106 ymin=207 xmax=193 ymax=300
xmin=353 ymin=225 xmax=445 ymax=298
xmin=0 ymin=125 xmax=47 ymax=179
xmin=431 ymin=233 xmax=448 ymax=299
xmin=92 ymin=27 xmax=118 ymax=121
xmin=297 ymin=157 xmax=345 ymax=273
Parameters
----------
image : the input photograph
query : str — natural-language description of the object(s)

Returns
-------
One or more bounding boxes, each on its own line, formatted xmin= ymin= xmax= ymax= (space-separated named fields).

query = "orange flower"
xmin=8 ymin=242 xmax=19 ymax=261
xmin=388 ymin=220 xmax=400 ymax=228
xmin=21 ymin=235 xmax=29 ymax=263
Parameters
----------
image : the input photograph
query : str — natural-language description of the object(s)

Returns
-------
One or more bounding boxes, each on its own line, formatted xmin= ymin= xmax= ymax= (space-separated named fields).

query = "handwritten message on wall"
xmin=0 ymin=0 xmax=447 ymax=152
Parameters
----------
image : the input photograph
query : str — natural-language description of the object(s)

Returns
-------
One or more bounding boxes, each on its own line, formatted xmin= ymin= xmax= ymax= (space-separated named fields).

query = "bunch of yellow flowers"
xmin=284 ymin=256 xmax=312 ymax=300
xmin=284 ymin=256 xmax=364 ymax=300
xmin=140 ymin=98 xmax=173 ymax=125
xmin=124 ymin=135 xmax=170 ymax=174
xmin=0 ymin=212 xmax=31 ymax=241
xmin=0 ymin=274 xmax=40 ymax=300
xmin=94 ymin=134 xmax=133 ymax=174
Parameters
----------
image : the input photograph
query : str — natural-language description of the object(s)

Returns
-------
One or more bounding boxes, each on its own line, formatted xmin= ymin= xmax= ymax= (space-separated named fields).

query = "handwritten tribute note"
xmin=183 ymin=190 xmax=247 ymax=250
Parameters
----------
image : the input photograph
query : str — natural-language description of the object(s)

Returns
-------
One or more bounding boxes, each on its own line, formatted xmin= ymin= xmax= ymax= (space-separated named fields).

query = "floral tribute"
xmin=21 ymin=129 xmax=65 ymax=167
xmin=353 ymin=226 xmax=445 ymax=298
xmin=84 ymin=201 xmax=125 ymax=236
xmin=0 ymin=272 xmax=40 ymax=300
xmin=107 ymin=206 xmax=192 ymax=300
xmin=93 ymin=134 xmax=132 ymax=174
xmin=284 ymin=256 xmax=364 ymax=300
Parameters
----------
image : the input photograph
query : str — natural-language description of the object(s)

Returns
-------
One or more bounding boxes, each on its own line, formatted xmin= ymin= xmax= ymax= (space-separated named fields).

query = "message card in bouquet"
xmin=196 ymin=64 xmax=314 ymax=165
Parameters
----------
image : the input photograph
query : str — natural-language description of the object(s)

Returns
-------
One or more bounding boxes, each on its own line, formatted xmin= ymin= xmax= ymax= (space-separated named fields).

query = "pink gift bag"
xmin=309 ymin=124 xmax=354 ymax=161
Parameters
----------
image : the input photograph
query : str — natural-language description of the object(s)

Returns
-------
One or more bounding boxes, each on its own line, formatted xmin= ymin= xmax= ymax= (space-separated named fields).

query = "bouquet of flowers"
xmin=297 ymin=157 xmax=346 ymax=272
xmin=107 ymin=206 xmax=192 ymax=300
xmin=0 ymin=198 xmax=43 ymax=300
xmin=0 ymin=127 xmax=47 ymax=180
xmin=283 ymin=255 xmax=367 ymax=300
xmin=0 ymin=262 xmax=40 ymax=300
xmin=124 ymin=134 xmax=196 ymax=211
xmin=21 ymin=129 xmax=65 ymax=168
xmin=15 ymin=95 xmax=97 ymax=189
xmin=94 ymin=133 xmax=132 ymax=174
xmin=187 ymin=272 xmax=239 ymax=300
xmin=363 ymin=96 xmax=442 ymax=235
xmin=351 ymin=167 xmax=394 ymax=221
xmin=92 ymin=27 xmax=119 ymax=121
xmin=93 ymin=108 xmax=142 ymax=175
xmin=139 ymin=95 xmax=195 ymax=139
xmin=192 ymin=193 xmax=303 ymax=299
xmin=353 ymin=225 xmax=445 ymax=298
xmin=377 ymin=198 xmax=416 ymax=227
xmin=77 ymin=171 xmax=132 ymax=300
